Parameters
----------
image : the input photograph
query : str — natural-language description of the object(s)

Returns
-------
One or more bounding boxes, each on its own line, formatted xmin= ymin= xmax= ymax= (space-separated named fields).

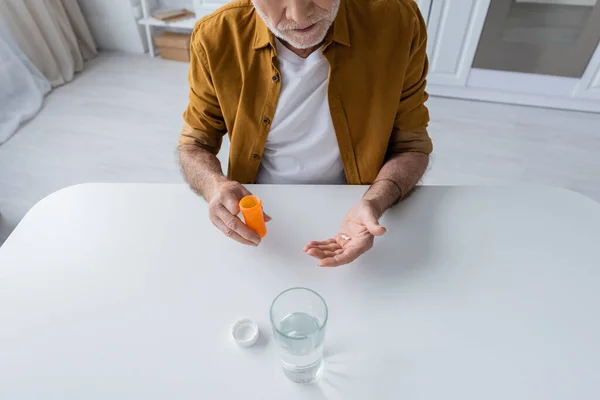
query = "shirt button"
xmin=252 ymin=153 xmax=261 ymax=160
xmin=272 ymin=74 xmax=279 ymax=82
xmin=262 ymin=117 xmax=271 ymax=125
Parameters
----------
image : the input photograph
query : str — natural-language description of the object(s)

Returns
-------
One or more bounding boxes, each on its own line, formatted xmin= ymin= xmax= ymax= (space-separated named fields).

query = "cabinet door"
xmin=573 ymin=43 xmax=600 ymax=100
xmin=473 ymin=0 xmax=600 ymax=78
xmin=426 ymin=0 xmax=491 ymax=86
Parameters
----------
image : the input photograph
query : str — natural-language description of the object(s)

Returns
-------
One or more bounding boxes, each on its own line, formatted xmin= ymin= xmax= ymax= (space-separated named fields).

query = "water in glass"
xmin=274 ymin=311 xmax=325 ymax=383
xmin=270 ymin=288 xmax=328 ymax=383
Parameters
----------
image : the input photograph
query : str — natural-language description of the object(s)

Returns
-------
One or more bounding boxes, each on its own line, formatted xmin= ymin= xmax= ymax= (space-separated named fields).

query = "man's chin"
xmin=280 ymin=30 xmax=328 ymax=50
xmin=284 ymin=39 xmax=321 ymax=50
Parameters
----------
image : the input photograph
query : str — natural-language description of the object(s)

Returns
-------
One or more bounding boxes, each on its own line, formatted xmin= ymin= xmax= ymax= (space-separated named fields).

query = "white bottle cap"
xmin=232 ymin=318 xmax=259 ymax=348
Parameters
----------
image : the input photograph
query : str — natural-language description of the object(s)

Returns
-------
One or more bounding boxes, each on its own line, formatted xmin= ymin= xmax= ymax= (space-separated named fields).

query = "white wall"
xmin=159 ymin=0 xmax=192 ymax=8
xmin=78 ymin=0 xmax=147 ymax=53
xmin=158 ymin=0 xmax=230 ymax=10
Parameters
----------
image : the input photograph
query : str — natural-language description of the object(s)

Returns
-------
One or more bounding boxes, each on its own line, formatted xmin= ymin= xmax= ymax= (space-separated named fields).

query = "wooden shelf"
xmin=139 ymin=1 xmax=223 ymax=57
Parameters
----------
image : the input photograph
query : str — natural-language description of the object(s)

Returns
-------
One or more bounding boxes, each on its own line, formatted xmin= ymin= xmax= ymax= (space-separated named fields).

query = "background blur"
xmin=1 ymin=0 xmax=600 ymax=244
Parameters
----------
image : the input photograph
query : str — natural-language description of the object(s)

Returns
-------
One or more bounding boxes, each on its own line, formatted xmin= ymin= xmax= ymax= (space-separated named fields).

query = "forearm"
xmin=363 ymin=152 xmax=429 ymax=215
xmin=178 ymin=144 xmax=227 ymax=200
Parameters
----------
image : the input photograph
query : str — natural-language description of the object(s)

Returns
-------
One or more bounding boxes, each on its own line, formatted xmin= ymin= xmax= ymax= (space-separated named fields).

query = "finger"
xmin=313 ymin=242 xmax=342 ymax=251
xmin=306 ymin=248 xmax=339 ymax=259
xmin=263 ymin=210 xmax=272 ymax=222
xmin=303 ymin=238 xmax=337 ymax=251
xmin=222 ymin=195 xmax=242 ymax=216
xmin=211 ymin=216 xmax=259 ymax=246
xmin=303 ymin=240 xmax=336 ymax=252
xmin=319 ymin=246 xmax=364 ymax=267
xmin=214 ymin=205 xmax=261 ymax=244
xmin=363 ymin=212 xmax=386 ymax=237
xmin=305 ymin=240 xmax=342 ymax=252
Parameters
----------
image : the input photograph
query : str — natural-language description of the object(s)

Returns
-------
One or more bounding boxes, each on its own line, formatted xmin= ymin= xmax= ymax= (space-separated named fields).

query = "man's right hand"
xmin=206 ymin=178 xmax=269 ymax=246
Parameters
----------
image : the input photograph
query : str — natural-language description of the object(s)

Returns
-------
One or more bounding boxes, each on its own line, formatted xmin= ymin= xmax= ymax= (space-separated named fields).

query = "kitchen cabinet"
xmin=574 ymin=44 xmax=600 ymax=100
xmin=424 ymin=0 xmax=600 ymax=112
xmin=474 ymin=0 xmax=600 ymax=78
xmin=425 ymin=0 xmax=491 ymax=86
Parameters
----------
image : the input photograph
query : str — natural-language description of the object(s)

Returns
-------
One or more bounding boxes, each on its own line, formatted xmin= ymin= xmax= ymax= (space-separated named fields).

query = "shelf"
xmin=138 ymin=15 xmax=196 ymax=29
xmin=138 ymin=6 xmax=221 ymax=30
xmin=138 ymin=1 xmax=226 ymax=57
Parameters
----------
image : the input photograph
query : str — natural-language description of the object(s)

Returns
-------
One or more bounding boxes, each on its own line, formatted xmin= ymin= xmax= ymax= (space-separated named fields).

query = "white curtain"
xmin=0 ymin=18 xmax=51 ymax=144
xmin=0 ymin=0 xmax=98 ymax=87
xmin=0 ymin=0 xmax=98 ymax=143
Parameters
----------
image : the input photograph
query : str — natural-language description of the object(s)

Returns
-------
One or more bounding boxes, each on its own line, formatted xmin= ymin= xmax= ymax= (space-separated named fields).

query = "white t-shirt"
xmin=255 ymin=39 xmax=346 ymax=184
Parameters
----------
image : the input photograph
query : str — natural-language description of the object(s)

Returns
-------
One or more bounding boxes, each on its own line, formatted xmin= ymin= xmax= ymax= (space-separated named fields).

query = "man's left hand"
xmin=304 ymin=199 xmax=387 ymax=267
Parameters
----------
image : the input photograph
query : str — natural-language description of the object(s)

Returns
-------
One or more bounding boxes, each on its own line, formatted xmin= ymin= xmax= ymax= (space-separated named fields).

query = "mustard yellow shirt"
xmin=179 ymin=0 xmax=433 ymax=185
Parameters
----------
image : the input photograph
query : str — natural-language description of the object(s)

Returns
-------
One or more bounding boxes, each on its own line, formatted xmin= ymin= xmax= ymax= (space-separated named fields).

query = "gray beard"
xmin=251 ymin=0 xmax=340 ymax=50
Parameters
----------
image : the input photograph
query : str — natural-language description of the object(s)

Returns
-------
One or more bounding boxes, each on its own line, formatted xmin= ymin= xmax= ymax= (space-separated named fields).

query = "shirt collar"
xmin=330 ymin=0 xmax=350 ymax=47
xmin=252 ymin=12 xmax=275 ymax=50
xmin=252 ymin=0 xmax=351 ymax=50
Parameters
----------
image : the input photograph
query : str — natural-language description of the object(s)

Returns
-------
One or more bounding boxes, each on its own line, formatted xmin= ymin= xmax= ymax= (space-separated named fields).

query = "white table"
xmin=1 ymin=184 xmax=599 ymax=399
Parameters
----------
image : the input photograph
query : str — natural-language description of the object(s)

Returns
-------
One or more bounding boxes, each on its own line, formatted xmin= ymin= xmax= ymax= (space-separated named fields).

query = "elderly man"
xmin=178 ymin=0 xmax=432 ymax=267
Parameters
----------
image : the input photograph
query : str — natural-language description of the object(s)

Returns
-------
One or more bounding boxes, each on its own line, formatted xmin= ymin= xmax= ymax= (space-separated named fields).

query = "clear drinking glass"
xmin=270 ymin=287 xmax=328 ymax=383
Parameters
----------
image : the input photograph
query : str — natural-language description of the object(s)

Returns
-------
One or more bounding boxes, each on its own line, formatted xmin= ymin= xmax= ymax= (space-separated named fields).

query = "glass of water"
xmin=270 ymin=287 xmax=328 ymax=383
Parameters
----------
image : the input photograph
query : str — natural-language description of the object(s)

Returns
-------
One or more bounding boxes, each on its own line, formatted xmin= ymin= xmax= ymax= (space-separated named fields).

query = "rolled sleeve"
xmin=390 ymin=4 xmax=433 ymax=155
xmin=179 ymin=29 xmax=227 ymax=155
